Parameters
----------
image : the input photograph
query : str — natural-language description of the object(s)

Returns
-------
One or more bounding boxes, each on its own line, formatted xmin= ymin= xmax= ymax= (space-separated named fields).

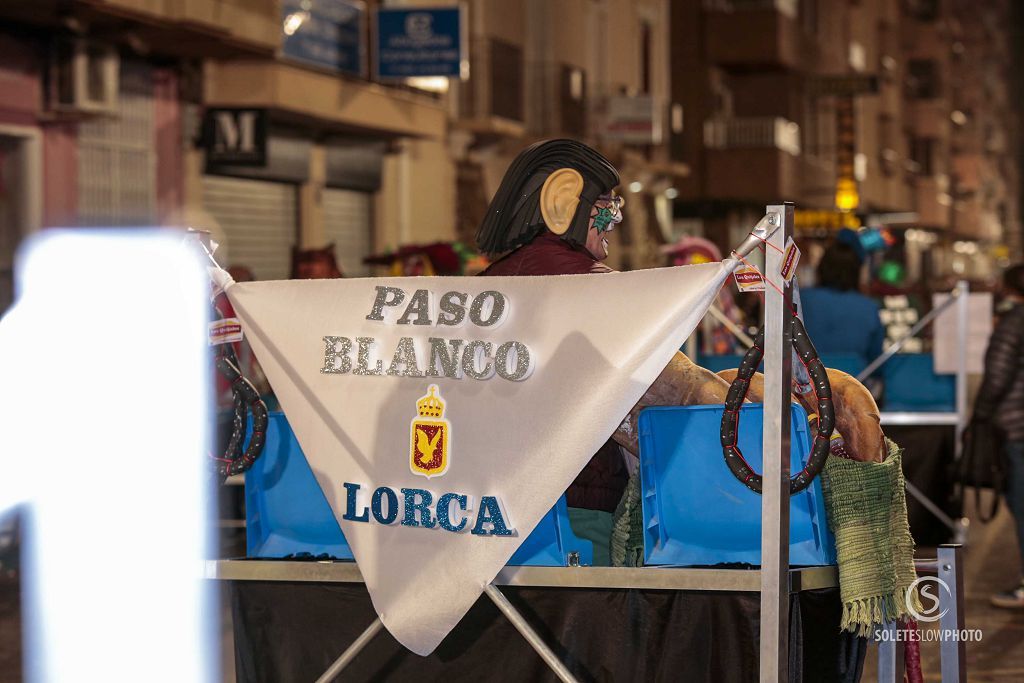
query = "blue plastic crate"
xmin=244 ymin=412 xmax=354 ymax=560
xmin=818 ymin=353 xmax=866 ymax=379
xmin=638 ymin=403 xmax=836 ymax=567
xmin=882 ymin=353 xmax=955 ymax=412
xmin=244 ymin=412 xmax=592 ymax=567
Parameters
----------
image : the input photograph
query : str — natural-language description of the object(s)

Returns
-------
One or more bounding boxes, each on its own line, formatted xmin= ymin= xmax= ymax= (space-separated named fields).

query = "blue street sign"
xmin=375 ymin=7 xmax=462 ymax=79
xmin=282 ymin=0 xmax=366 ymax=77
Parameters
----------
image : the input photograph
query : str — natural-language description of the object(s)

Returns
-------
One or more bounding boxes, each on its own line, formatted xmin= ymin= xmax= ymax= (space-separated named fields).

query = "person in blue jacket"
xmin=801 ymin=241 xmax=885 ymax=370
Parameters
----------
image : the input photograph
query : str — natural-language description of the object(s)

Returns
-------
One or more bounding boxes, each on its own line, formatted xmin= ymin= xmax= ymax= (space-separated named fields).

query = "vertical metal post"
xmin=876 ymin=621 xmax=905 ymax=683
xmin=954 ymin=280 xmax=970 ymax=454
xmin=938 ymin=544 xmax=967 ymax=682
xmin=760 ymin=202 xmax=793 ymax=683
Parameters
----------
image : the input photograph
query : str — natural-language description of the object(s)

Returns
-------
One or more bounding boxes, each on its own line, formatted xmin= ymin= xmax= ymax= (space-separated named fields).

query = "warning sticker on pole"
xmin=209 ymin=318 xmax=244 ymax=346
xmin=734 ymin=266 xmax=765 ymax=293
xmin=780 ymin=237 xmax=801 ymax=285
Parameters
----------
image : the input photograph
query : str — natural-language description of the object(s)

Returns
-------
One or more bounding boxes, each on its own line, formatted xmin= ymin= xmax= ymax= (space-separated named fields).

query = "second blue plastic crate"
xmin=638 ymin=403 xmax=836 ymax=567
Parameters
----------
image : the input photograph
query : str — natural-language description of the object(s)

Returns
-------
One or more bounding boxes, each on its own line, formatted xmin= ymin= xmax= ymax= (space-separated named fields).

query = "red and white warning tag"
xmin=734 ymin=265 xmax=766 ymax=293
xmin=780 ymin=237 xmax=801 ymax=285
xmin=209 ymin=318 xmax=244 ymax=346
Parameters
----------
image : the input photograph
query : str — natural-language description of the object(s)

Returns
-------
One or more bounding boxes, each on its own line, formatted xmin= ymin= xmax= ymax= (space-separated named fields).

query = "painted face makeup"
xmin=584 ymin=193 xmax=624 ymax=260
xmin=593 ymin=194 xmax=624 ymax=233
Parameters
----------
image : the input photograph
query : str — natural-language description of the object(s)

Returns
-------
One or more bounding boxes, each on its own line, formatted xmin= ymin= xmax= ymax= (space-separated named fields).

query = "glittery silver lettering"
xmin=321 ymin=336 xmax=352 ymax=374
xmin=494 ymin=341 xmax=532 ymax=381
xmin=387 ymin=337 xmax=424 ymax=377
xmin=397 ymin=289 xmax=432 ymax=325
xmin=437 ymin=291 xmax=468 ymax=326
xmin=365 ymin=286 xmax=406 ymax=322
xmin=469 ymin=291 xmax=506 ymax=327
xmin=354 ymin=337 xmax=383 ymax=375
xmin=427 ymin=337 xmax=464 ymax=378
xmin=461 ymin=340 xmax=494 ymax=380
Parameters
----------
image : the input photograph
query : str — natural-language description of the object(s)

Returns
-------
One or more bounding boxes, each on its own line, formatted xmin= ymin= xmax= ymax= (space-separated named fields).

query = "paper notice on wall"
xmin=932 ymin=292 xmax=992 ymax=374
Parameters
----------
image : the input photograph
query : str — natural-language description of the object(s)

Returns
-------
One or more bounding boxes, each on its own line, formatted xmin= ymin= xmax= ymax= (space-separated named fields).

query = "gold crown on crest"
xmin=416 ymin=385 xmax=446 ymax=419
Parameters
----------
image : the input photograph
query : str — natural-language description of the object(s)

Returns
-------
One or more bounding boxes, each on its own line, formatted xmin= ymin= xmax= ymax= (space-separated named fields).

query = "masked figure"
xmin=478 ymin=140 xmax=885 ymax=516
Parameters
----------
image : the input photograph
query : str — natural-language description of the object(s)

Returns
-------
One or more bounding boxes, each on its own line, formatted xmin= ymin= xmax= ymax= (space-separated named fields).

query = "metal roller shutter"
xmin=78 ymin=60 xmax=155 ymax=226
xmin=323 ymin=188 xmax=373 ymax=277
xmin=202 ymin=176 xmax=297 ymax=281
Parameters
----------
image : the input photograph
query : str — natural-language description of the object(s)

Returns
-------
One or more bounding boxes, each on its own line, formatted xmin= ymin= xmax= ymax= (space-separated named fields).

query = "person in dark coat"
xmin=974 ymin=264 xmax=1024 ymax=608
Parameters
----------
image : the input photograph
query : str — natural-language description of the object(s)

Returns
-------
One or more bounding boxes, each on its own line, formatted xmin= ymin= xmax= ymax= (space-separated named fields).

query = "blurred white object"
xmin=933 ymin=292 xmax=992 ymax=375
xmin=0 ymin=230 xmax=213 ymax=682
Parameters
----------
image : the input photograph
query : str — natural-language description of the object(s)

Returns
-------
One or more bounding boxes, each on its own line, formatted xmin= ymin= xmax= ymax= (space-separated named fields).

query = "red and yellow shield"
xmin=410 ymin=385 xmax=451 ymax=478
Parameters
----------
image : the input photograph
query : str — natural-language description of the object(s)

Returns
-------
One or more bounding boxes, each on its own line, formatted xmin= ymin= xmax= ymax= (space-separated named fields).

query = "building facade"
xmin=0 ymin=0 xmax=1018 ymax=288
xmin=669 ymin=0 xmax=1021 ymax=285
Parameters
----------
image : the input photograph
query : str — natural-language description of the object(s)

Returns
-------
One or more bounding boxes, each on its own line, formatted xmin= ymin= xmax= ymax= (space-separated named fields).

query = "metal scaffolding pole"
xmin=315 ymin=618 xmax=384 ymax=683
xmin=954 ymin=281 xmax=970 ymax=453
xmin=760 ymin=203 xmax=793 ymax=682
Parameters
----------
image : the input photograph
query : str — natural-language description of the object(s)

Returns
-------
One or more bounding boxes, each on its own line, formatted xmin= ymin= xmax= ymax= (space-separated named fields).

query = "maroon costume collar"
xmin=480 ymin=232 xmax=614 ymax=277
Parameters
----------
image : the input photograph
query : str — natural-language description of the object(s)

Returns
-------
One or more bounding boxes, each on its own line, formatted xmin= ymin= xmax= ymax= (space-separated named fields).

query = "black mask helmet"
xmin=476 ymin=139 xmax=619 ymax=255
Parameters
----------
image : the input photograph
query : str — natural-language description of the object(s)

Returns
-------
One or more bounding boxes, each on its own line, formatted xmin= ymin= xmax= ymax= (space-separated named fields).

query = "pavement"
xmin=861 ymin=491 xmax=1024 ymax=682
xmin=927 ymin=497 xmax=1024 ymax=682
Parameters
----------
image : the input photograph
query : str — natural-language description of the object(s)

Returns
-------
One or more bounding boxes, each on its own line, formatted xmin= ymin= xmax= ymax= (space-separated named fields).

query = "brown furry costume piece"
xmin=609 ymin=356 xmax=885 ymax=464
xmin=715 ymin=368 xmax=885 ymax=463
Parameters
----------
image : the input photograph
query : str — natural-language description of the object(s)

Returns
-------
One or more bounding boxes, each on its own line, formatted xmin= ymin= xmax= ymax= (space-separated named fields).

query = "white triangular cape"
xmin=226 ymin=262 xmax=731 ymax=654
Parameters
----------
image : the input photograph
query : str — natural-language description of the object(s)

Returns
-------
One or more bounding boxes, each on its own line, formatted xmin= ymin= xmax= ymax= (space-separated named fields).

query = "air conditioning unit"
xmin=48 ymin=39 xmax=119 ymax=115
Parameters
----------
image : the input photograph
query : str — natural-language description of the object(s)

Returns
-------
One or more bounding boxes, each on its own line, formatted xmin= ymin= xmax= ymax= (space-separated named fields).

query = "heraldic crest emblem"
xmin=410 ymin=384 xmax=451 ymax=478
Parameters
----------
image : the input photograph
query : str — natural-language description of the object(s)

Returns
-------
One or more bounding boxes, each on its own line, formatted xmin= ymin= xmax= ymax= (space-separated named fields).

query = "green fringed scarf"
xmin=822 ymin=439 xmax=922 ymax=635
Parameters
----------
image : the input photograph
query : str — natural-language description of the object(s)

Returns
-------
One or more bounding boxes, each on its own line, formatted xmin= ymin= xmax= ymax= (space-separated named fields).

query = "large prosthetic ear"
xmin=539 ymin=168 xmax=585 ymax=235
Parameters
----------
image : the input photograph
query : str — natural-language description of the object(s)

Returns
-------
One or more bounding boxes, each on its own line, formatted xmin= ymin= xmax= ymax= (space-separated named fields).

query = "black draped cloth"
xmin=884 ymin=424 xmax=959 ymax=546
xmin=232 ymin=582 xmax=863 ymax=682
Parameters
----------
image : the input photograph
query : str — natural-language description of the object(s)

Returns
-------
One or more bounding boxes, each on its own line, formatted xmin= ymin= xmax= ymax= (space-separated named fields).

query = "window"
xmin=905 ymin=60 xmax=941 ymax=99
xmin=77 ymin=60 xmax=155 ymax=226
xmin=559 ymin=65 xmax=586 ymax=136
xmin=878 ymin=115 xmax=896 ymax=177
xmin=910 ymin=137 xmax=936 ymax=176
xmin=640 ymin=21 xmax=652 ymax=95
xmin=905 ymin=0 xmax=939 ymax=22
xmin=799 ymin=0 xmax=819 ymax=35
xmin=490 ymin=40 xmax=524 ymax=122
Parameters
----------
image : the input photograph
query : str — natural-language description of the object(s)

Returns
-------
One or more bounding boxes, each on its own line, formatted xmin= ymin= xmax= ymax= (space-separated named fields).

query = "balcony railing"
xmin=703 ymin=0 xmax=798 ymax=20
xmin=703 ymin=117 xmax=801 ymax=156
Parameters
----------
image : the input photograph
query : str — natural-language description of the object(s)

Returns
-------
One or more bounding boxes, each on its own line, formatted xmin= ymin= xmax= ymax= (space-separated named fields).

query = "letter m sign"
xmin=203 ymin=108 xmax=267 ymax=166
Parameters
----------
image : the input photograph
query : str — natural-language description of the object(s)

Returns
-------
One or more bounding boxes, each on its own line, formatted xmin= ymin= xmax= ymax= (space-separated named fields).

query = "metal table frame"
xmin=210 ymin=547 xmax=968 ymax=683
xmin=872 ymin=283 xmax=972 ymax=546
xmin=207 ymin=560 xmax=840 ymax=683
xmin=207 ymin=559 xmax=840 ymax=592
xmin=212 ymin=204 xmax=969 ymax=682
xmin=211 ymin=205 xmax=799 ymax=683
